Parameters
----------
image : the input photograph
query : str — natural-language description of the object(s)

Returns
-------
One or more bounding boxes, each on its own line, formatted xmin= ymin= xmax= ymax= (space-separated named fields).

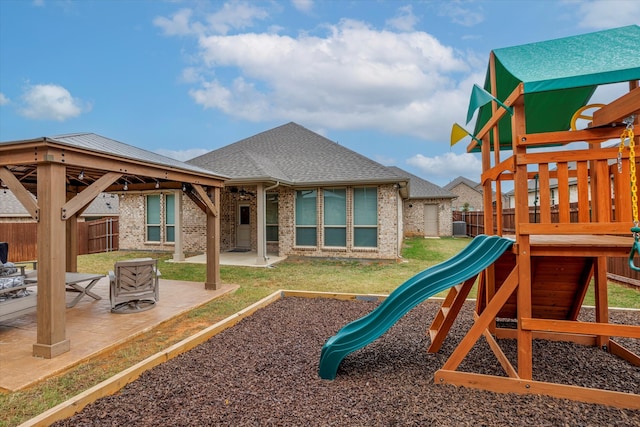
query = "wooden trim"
xmin=434 ymin=370 xmax=640 ymax=410
xmin=480 ymin=157 xmax=514 ymax=184
xmin=61 ymin=172 xmax=122 ymax=220
xmin=520 ymin=318 xmax=640 ymax=338
xmin=592 ymin=87 xmax=640 ymax=127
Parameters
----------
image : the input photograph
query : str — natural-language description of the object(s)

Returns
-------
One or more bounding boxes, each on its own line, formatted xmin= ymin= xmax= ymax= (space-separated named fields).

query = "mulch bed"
xmin=53 ymin=297 xmax=639 ymax=426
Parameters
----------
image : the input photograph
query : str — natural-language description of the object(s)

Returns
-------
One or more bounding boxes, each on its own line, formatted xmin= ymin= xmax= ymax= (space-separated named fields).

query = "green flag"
xmin=466 ymin=84 xmax=512 ymax=124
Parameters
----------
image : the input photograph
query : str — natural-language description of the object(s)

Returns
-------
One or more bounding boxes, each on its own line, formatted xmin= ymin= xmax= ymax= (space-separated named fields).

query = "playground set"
xmin=319 ymin=25 xmax=640 ymax=408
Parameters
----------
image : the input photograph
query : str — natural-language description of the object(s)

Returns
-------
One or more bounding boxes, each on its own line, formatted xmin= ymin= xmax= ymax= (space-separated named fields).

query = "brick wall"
xmin=449 ymin=184 xmax=483 ymax=211
xmin=120 ymin=184 xmax=401 ymax=260
xmin=402 ymin=198 xmax=453 ymax=237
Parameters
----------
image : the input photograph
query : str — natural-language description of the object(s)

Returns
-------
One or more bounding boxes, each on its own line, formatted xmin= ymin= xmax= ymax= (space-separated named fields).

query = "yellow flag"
xmin=450 ymin=123 xmax=470 ymax=146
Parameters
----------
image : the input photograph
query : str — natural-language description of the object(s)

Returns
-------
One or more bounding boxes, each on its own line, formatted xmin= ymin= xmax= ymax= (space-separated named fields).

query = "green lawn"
xmin=1 ymin=237 xmax=638 ymax=426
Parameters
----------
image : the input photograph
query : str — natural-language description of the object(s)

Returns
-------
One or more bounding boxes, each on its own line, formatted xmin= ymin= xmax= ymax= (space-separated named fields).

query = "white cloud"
xmin=180 ymin=18 xmax=471 ymax=142
xmin=155 ymin=2 xmax=269 ymax=36
xmin=437 ymin=1 xmax=484 ymax=27
xmin=574 ymin=0 xmax=640 ymax=28
xmin=386 ymin=5 xmax=418 ymax=32
xmin=156 ymin=147 xmax=209 ymax=161
xmin=406 ymin=152 xmax=482 ymax=181
xmin=0 ymin=93 xmax=9 ymax=106
xmin=19 ymin=84 xmax=90 ymax=121
xmin=291 ymin=0 xmax=313 ymax=13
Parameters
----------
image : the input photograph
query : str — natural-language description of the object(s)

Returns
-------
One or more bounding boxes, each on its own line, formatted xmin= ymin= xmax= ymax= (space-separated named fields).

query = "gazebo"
xmin=0 ymin=133 xmax=227 ymax=359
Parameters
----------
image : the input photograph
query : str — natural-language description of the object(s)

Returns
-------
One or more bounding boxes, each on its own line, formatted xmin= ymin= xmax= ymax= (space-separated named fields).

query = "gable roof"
xmin=472 ymin=25 xmax=640 ymax=151
xmin=188 ymin=122 xmax=404 ymax=186
xmin=443 ymin=176 xmax=481 ymax=192
xmin=387 ymin=167 xmax=454 ymax=199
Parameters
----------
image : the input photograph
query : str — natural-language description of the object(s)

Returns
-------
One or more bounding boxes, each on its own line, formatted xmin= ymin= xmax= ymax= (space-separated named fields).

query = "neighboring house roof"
xmin=0 ymin=191 xmax=119 ymax=217
xmin=188 ymin=122 xmax=404 ymax=186
xmin=443 ymin=176 xmax=481 ymax=193
xmin=387 ymin=167 xmax=455 ymax=199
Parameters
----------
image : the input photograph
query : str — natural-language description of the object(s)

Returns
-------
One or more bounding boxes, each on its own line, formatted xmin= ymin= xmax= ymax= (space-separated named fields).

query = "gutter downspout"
xmin=262 ymin=181 xmax=280 ymax=264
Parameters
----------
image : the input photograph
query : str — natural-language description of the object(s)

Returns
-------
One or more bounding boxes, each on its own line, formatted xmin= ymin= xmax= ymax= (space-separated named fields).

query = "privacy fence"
xmin=0 ymin=217 xmax=119 ymax=263
xmin=453 ymin=208 xmax=640 ymax=288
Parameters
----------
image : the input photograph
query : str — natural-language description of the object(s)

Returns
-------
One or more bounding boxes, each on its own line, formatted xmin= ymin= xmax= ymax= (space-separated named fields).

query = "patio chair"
xmin=109 ymin=258 xmax=160 ymax=313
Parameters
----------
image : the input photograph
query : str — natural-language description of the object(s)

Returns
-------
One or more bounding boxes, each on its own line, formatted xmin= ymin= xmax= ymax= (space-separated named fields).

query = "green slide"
xmin=318 ymin=234 xmax=514 ymax=380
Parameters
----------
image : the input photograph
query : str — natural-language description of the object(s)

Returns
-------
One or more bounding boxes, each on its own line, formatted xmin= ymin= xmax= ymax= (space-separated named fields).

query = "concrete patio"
xmin=0 ymin=276 xmax=238 ymax=392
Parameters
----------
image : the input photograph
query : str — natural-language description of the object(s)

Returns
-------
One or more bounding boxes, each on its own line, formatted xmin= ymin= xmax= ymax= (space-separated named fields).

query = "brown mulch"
xmin=53 ymin=298 xmax=640 ymax=426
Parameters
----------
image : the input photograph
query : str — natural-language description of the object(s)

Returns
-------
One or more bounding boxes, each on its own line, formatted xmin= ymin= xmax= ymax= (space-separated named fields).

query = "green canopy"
xmin=471 ymin=25 xmax=640 ymax=151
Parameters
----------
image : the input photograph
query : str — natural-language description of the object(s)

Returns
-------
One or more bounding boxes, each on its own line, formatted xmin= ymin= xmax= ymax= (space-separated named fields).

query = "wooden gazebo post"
xmin=33 ymin=162 xmax=70 ymax=358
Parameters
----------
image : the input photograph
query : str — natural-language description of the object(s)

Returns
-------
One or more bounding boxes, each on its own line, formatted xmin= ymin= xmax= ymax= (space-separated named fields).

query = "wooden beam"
xmin=519 ymin=222 xmax=633 ymax=235
xmin=434 ymin=370 xmax=640 ymax=410
xmin=609 ymin=339 xmax=640 ymax=366
xmin=520 ymin=318 xmax=640 ymax=338
xmin=0 ymin=166 xmax=39 ymax=220
xmin=467 ymin=83 xmax=524 ymax=151
xmin=205 ymin=187 xmax=221 ymax=290
xmin=592 ymin=87 xmax=640 ymax=127
xmin=192 ymin=184 xmax=219 ymax=217
xmin=442 ymin=265 xmax=519 ymax=371
xmin=476 ymin=313 xmax=519 ymax=379
xmin=61 ymin=172 xmax=122 ymax=220
xmin=518 ymin=126 xmax=624 ymax=146
xmin=519 ymin=146 xmax=622 ymax=165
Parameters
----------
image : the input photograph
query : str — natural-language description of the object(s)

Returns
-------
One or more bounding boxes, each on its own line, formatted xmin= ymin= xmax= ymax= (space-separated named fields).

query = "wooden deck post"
xmin=205 ymin=187 xmax=221 ymax=290
xmin=33 ymin=162 xmax=71 ymax=358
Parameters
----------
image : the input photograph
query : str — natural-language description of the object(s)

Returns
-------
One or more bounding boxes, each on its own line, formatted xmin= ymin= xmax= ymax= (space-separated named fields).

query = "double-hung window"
xmin=353 ymin=187 xmax=378 ymax=247
xmin=295 ymin=190 xmax=317 ymax=246
xmin=266 ymin=193 xmax=279 ymax=242
xmin=146 ymin=193 xmax=175 ymax=243
xmin=323 ymin=188 xmax=346 ymax=247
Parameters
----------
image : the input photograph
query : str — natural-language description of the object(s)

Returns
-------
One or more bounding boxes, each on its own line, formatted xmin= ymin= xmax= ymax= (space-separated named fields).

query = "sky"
xmin=1 ymin=0 xmax=638 ymax=187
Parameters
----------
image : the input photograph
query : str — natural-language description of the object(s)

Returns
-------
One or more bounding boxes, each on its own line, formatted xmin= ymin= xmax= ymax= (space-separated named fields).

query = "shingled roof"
xmin=188 ymin=122 xmax=403 ymax=186
xmin=387 ymin=167 xmax=455 ymax=199
xmin=443 ymin=176 xmax=481 ymax=192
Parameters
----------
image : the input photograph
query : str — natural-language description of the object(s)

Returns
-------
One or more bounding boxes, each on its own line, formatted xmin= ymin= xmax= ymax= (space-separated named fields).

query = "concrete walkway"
xmin=179 ymin=251 xmax=287 ymax=268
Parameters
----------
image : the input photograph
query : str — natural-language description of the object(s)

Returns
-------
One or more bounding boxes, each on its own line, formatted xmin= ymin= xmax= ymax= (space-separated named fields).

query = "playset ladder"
xmin=426 ymin=273 xmax=480 ymax=353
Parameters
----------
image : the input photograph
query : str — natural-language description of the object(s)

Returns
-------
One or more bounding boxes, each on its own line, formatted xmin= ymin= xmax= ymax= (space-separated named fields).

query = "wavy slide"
xmin=318 ymin=234 xmax=514 ymax=380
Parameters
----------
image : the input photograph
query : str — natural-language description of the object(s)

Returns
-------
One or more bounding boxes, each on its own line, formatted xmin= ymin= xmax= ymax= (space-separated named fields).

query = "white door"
xmin=424 ymin=204 xmax=439 ymax=237
xmin=237 ymin=204 xmax=251 ymax=248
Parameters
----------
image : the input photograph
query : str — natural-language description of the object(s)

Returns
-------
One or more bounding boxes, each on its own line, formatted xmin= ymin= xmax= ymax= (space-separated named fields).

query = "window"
xmin=146 ymin=195 xmax=161 ymax=242
xmin=165 ymin=193 xmax=175 ymax=243
xmin=353 ymin=187 xmax=377 ymax=247
xmin=324 ymin=188 xmax=346 ymax=246
xmin=146 ymin=193 xmax=175 ymax=243
xmin=266 ymin=193 xmax=279 ymax=242
xmin=295 ymin=190 xmax=317 ymax=246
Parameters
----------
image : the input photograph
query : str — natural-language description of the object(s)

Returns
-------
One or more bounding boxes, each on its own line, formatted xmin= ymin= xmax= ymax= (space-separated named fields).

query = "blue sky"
xmin=1 ymin=1 xmax=638 ymax=186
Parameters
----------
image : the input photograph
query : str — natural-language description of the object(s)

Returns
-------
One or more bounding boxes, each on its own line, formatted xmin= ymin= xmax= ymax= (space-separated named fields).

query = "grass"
xmin=0 ymin=237 xmax=638 ymax=426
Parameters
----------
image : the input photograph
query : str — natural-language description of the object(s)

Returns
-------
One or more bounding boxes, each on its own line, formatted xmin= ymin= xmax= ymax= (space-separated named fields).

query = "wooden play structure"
xmin=430 ymin=26 xmax=640 ymax=408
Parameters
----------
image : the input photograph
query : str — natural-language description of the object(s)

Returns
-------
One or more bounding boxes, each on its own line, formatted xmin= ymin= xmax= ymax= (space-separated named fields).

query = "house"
xmin=182 ymin=122 xmax=412 ymax=262
xmin=443 ymin=176 xmax=483 ymax=211
xmin=386 ymin=167 xmax=456 ymax=237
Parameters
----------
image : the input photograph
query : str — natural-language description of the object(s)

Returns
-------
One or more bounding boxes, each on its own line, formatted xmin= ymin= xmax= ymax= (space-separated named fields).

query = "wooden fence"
xmin=452 ymin=209 xmax=639 ymax=287
xmin=0 ymin=217 xmax=119 ymax=263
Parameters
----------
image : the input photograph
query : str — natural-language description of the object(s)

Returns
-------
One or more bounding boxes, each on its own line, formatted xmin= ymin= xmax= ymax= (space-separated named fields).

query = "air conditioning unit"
xmin=452 ymin=221 xmax=467 ymax=237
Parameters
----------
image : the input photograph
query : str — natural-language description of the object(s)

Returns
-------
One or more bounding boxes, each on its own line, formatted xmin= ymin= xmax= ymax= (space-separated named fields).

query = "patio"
xmin=0 ymin=276 xmax=238 ymax=392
